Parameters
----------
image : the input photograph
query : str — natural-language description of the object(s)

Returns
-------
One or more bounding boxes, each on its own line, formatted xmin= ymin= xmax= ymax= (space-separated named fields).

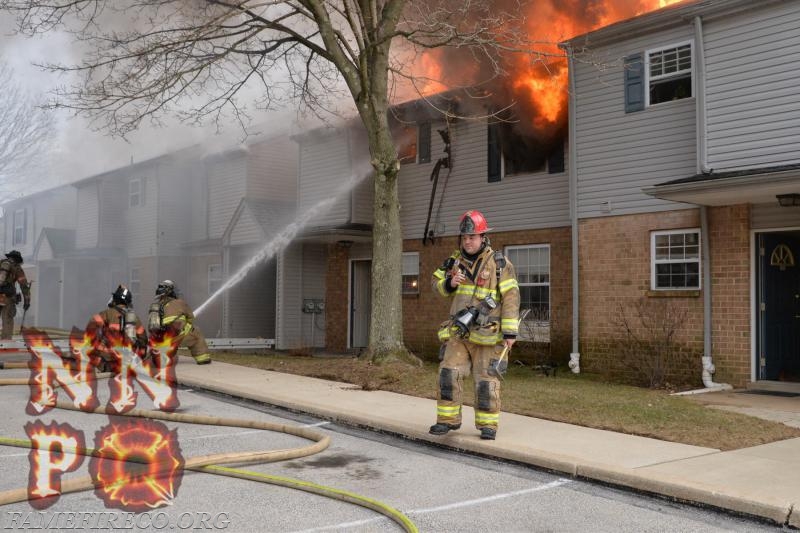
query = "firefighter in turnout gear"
xmin=148 ymin=280 xmax=211 ymax=365
xmin=429 ymin=211 xmax=520 ymax=440
xmin=0 ymin=250 xmax=31 ymax=339
xmin=85 ymin=285 xmax=148 ymax=373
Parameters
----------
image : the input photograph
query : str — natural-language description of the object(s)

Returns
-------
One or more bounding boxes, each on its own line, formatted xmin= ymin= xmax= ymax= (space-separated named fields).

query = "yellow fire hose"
xmin=0 ymin=363 xmax=418 ymax=532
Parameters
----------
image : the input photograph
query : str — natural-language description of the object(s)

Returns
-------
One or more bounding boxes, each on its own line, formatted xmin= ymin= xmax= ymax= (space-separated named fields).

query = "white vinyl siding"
xmin=704 ymin=2 xmax=800 ymax=171
xmin=207 ymin=155 xmax=247 ymax=239
xmin=572 ymin=24 xmax=696 ymax=219
xmin=398 ymin=119 xmax=570 ymax=238
xmin=276 ymin=243 xmax=303 ymax=350
xmin=229 ymin=208 xmax=263 ymax=246
xmin=300 ymin=244 xmax=326 ymax=348
xmin=651 ymin=229 xmax=701 ymax=290
xmin=298 ymin=132 xmax=352 ymax=226
xmin=246 ymin=137 xmax=298 ymax=203
xmin=76 ymin=183 xmax=99 ymax=249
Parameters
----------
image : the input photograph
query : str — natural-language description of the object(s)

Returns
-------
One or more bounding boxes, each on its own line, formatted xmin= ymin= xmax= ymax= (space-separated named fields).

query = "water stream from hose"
xmin=194 ymin=169 xmax=370 ymax=317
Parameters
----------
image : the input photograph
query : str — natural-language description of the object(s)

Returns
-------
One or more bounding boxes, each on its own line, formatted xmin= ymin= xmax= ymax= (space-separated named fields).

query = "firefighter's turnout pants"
xmin=436 ymin=338 xmax=504 ymax=430
xmin=0 ymin=303 xmax=15 ymax=339
xmin=176 ymin=325 xmax=211 ymax=364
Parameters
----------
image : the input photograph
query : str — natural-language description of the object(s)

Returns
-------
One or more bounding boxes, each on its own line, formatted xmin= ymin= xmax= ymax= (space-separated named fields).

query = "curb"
xmin=178 ymin=374 xmax=797 ymax=528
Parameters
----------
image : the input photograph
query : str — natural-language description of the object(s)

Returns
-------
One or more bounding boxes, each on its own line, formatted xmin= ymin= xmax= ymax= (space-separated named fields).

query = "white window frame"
xmin=505 ymin=244 xmax=550 ymax=341
xmin=129 ymin=178 xmax=142 ymax=208
xmin=651 ymin=228 xmax=702 ymax=290
xmin=402 ymin=252 xmax=420 ymax=294
xmin=644 ymin=40 xmax=693 ymax=107
xmin=129 ymin=267 xmax=141 ymax=298
xmin=208 ymin=263 xmax=223 ymax=295
xmin=12 ymin=209 xmax=26 ymax=245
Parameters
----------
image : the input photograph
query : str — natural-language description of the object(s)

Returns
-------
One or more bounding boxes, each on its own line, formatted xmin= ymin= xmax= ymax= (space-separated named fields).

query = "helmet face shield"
xmin=156 ymin=280 xmax=176 ymax=297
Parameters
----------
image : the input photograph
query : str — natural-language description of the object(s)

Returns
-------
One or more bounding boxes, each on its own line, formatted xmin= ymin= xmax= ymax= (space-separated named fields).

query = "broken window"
xmin=488 ymin=123 xmax=564 ymax=181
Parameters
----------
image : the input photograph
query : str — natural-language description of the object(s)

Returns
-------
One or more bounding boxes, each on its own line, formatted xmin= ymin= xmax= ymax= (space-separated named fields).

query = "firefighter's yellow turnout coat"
xmin=432 ymin=245 xmax=520 ymax=431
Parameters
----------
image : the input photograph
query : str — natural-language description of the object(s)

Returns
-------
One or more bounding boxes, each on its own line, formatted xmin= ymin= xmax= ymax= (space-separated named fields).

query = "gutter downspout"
xmin=567 ymin=48 xmax=581 ymax=374
xmin=676 ymin=16 xmax=731 ymax=394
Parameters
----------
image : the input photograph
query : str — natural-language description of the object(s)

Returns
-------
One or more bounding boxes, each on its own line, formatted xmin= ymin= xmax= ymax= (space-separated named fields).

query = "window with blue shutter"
xmin=624 ymin=53 xmax=644 ymax=113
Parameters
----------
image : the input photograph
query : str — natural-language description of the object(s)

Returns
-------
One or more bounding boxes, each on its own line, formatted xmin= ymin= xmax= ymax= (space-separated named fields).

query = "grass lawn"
xmin=212 ymin=352 xmax=800 ymax=451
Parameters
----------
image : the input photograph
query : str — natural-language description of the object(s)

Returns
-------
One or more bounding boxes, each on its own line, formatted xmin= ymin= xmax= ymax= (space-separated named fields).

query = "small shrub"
xmin=613 ymin=297 xmax=695 ymax=388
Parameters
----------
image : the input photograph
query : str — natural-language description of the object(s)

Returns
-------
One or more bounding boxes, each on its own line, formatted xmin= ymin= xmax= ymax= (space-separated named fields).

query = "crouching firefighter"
xmin=429 ymin=210 xmax=520 ymax=440
xmin=85 ymin=285 xmax=148 ymax=373
xmin=147 ymin=280 xmax=211 ymax=365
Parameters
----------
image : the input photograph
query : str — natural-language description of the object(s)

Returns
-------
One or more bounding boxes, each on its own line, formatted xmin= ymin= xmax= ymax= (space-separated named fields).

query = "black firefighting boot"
xmin=429 ymin=423 xmax=461 ymax=435
xmin=479 ymin=427 xmax=497 ymax=440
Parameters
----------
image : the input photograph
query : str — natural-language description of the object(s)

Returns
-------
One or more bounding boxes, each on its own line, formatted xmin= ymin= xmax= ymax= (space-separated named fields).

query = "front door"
xmin=350 ymin=260 xmax=371 ymax=348
xmin=758 ymin=232 xmax=800 ymax=381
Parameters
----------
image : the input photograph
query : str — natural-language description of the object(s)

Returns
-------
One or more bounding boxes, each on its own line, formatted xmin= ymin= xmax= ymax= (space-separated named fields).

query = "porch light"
xmin=776 ymin=193 xmax=800 ymax=207
xmin=336 ymin=240 xmax=354 ymax=248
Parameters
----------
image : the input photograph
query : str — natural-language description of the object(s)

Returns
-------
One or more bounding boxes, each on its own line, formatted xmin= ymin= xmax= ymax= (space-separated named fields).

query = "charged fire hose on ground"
xmin=0 ymin=363 xmax=418 ymax=532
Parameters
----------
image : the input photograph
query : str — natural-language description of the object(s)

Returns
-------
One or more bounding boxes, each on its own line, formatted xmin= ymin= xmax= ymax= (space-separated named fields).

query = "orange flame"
xmin=90 ymin=419 xmax=184 ymax=512
xmin=413 ymin=0 xmax=690 ymax=127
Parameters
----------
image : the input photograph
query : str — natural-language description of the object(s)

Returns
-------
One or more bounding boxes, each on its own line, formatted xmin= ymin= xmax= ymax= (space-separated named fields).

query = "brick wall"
xmin=324 ymin=227 xmax=573 ymax=360
xmin=325 ymin=243 xmax=350 ymax=352
xmin=578 ymin=206 xmax=751 ymax=386
xmin=708 ymin=204 xmax=751 ymax=385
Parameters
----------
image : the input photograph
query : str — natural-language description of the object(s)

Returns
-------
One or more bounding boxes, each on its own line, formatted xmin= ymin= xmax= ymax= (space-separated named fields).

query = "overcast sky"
xmin=0 ymin=16 xmax=315 ymax=196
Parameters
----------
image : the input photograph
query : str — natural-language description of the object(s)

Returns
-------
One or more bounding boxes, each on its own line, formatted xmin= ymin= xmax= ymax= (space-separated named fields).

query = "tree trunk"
xmin=358 ymin=100 xmax=420 ymax=366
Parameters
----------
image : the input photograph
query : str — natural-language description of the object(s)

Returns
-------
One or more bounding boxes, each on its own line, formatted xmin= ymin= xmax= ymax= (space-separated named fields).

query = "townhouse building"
xmin=562 ymin=0 xmax=800 ymax=386
xmin=1 ymin=186 xmax=77 ymax=328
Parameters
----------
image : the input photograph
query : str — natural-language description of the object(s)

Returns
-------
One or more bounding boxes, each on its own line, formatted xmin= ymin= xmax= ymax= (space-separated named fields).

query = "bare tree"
xmin=0 ymin=0 xmax=542 ymax=362
xmin=0 ymin=61 xmax=53 ymax=203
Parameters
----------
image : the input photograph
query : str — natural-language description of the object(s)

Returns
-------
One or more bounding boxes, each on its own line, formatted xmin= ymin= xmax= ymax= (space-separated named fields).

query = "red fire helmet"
xmin=459 ymin=210 xmax=491 ymax=234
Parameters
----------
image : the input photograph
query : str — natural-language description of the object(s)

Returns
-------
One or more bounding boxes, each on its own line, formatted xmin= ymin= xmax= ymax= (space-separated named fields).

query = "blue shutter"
xmin=487 ymin=123 xmax=501 ymax=182
xmin=624 ymin=53 xmax=644 ymax=113
xmin=418 ymin=122 xmax=431 ymax=163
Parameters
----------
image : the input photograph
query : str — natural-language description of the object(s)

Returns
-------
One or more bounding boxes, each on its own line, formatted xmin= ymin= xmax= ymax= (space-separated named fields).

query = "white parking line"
xmin=290 ymin=478 xmax=572 ymax=532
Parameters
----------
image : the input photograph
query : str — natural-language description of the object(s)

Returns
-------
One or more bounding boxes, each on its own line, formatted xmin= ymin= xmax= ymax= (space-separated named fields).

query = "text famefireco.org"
xmin=3 ymin=511 xmax=231 ymax=530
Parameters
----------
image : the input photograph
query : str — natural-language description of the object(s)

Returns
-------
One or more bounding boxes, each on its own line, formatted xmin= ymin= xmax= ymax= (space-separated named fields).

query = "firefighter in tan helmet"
xmin=85 ymin=285 xmax=148 ymax=373
xmin=147 ymin=280 xmax=211 ymax=365
xmin=0 ymin=250 xmax=31 ymax=339
xmin=429 ymin=211 xmax=520 ymax=440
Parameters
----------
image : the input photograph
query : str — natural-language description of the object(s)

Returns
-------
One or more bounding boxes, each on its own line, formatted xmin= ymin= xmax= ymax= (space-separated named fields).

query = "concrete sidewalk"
xmin=176 ymin=358 xmax=800 ymax=528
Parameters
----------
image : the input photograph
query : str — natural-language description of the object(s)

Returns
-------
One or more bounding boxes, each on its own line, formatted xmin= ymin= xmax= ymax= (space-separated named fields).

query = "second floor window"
xmin=647 ymin=42 xmax=692 ymax=106
xmin=129 ymin=178 xmax=143 ymax=208
xmin=129 ymin=267 xmax=141 ymax=299
xmin=12 ymin=209 xmax=26 ymax=246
